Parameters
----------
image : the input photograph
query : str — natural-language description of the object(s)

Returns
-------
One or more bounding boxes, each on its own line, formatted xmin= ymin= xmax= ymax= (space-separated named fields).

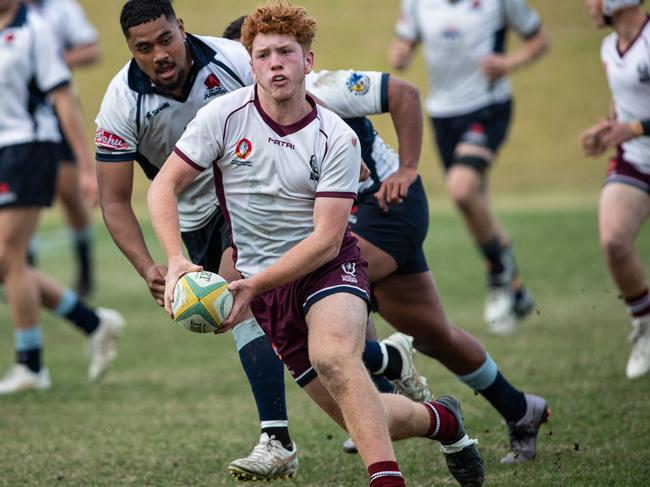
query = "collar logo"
xmin=205 ymin=74 xmax=221 ymax=89
xmin=4 ymin=32 xmax=15 ymax=46
xmin=235 ymin=138 xmax=253 ymax=160
xmin=204 ymin=73 xmax=228 ymax=100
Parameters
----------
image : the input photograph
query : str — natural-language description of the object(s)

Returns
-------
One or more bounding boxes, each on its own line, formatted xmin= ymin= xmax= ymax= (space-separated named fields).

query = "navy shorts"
xmin=605 ymin=149 xmax=650 ymax=196
xmin=431 ymin=100 xmax=512 ymax=171
xmin=0 ymin=142 xmax=59 ymax=208
xmin=58 ymin=132 xmax=75 ymax=165
xmin=250 ymin=233 xmax=371 ymax=387
xmin=350 ymin=175 xmax=429 ymax=275
xmin=181 ymin=210 xmax=230 ymax=272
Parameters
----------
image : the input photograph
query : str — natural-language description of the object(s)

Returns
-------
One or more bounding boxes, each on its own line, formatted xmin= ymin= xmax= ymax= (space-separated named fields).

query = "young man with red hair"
xmin=149 ymin=2 xmax=484 ymax=486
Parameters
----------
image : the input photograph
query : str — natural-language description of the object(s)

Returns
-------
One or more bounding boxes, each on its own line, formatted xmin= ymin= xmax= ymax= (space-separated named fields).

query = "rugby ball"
xmin=172 ymin=271 xmax=233 ymax=333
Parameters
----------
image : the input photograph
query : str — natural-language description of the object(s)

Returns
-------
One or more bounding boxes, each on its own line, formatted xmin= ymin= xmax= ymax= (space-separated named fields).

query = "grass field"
xmin=1 ymin=0 xmax=649 ymax=486
xmin=0 ymin=209 xmax=648 ymax=486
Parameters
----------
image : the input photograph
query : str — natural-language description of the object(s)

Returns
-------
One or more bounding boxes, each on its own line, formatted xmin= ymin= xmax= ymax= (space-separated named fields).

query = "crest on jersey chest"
xmin=230 ymin=138 xmax=253 ymax=167
xmin=204 ymin=73 xmax=228 ymax=99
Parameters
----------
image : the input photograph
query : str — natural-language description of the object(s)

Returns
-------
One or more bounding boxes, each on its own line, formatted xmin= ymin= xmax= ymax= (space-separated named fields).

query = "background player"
xmin=0 ymin=0 xmax=122 ymax=394
xmin=149 ymin=3 xmax=484 ymax=486
xmin=581 ymin=0 xmax=650 ymax=379
xmin=26 ymin=0 xmax=99 ymax=297
xmin=389 ymin=0 xmax=549 ymax=334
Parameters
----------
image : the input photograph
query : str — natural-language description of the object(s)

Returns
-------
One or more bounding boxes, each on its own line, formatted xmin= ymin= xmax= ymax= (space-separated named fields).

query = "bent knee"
xmin=600 ymin=233 xmax=634 ymax=261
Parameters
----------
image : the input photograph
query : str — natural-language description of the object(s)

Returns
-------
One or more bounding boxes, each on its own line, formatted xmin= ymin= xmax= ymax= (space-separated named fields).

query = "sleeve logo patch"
xmin=95 ymin=129 xmax=129 ymax=151
xmin=346 ymin=73 xmax=370 ymax=96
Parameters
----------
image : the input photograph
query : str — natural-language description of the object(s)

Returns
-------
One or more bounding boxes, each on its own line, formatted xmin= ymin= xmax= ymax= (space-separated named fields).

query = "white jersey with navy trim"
xmin=95 ymin=35 xmax=254 ymax=231
xmin=601 ymin=18 xmax=650 ymax=173
xmin=306 ymin=69 xmax=399 ymax=193
xmin=396 ymin=0 xmax=541 ymax=117
xmin=28 ymin=0 xmax=97 ymax=50
xmin=0 ymin=4 xmax=70 ymax=148
xmin=174 ymin=85 xmax=362 ymax=278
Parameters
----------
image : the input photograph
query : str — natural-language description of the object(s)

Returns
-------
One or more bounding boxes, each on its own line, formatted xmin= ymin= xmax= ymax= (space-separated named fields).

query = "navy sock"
xmin=15 ymin=327 xmax=43 ymax=373
xmin=362 ymin=340 xmax=385 ymax=373
xmin=478 ymin=236 xmax=505 ymax=275
xmin=479 ymin=371 xmax=527 ymax=423
xmin=239 ymin=336 xmax=292 ymax=449
xmin=383 ymin=344 xmax=403 ymax=381
xmin=372 ymin=374 xmax=395 ymax=393
xmin=55 ymin=289 xmax=99 ymax=335
xmin=16 ymin=348 xmax=41 ymax=373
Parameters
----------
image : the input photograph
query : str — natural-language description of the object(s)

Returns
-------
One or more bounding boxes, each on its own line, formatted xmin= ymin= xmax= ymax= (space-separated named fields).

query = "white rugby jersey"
xmin=28 ymin=0 xmax=97 ymax=50
xmin=396 ymin=0 xmax=541 ymax=117
xmin=0 ymin=4 xmax=70 ymax=148
xmin=601 ymin=18 xmax=650 ymax=173
xmin=307 ymin=70 xmax=399 ymax=194
xmin=95 ymin=35 xmax=254 ymax=231
xmin=174 ymin=85 xmax=362 ymax=278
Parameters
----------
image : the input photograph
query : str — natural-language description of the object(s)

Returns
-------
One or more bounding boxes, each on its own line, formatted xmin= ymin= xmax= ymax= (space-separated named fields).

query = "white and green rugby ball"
xmin=172 ymin=271 xmax=233 ymax=333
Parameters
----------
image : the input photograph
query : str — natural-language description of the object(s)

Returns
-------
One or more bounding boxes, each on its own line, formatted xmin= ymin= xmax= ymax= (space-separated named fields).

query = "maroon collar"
xmin=617 ymin=14 xmax=650 ymax=58
xmin=253 ymin=84 xmax=317 ymax=137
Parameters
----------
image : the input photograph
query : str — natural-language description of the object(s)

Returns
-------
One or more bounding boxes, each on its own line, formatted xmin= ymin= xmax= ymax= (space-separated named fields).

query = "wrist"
xmin=629 ymin=121 xmax=644 ymax=137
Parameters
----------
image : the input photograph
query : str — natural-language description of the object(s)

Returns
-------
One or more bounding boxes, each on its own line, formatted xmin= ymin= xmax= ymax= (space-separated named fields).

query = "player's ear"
xmin=304 ymin=50 xmax=314 ymax=74
xmin=177 ymin=18 xmax=186 ymax=39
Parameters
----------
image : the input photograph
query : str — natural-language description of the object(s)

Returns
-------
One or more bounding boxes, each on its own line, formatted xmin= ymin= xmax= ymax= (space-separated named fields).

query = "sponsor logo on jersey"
xmin=341 ymin=262 xmax=358 ymax=283
xmin=145 ymin=102 xmax=170 ymax=119
xmin=95 ymin=129 xmax=129 ymax=151
xmin=204 ymin=73 xmax=228 ymax=99
xmin=268 ymin=137 xmax=295 ymax=150
xmin=638 ymin=62 xmax=650 ymax=83
xmin=443 ymin=25 xmax=461 ymax=41
xmin=230 ymin=138 xmax=253 ymax=166
xmin=471 ymin=0 xmax=482 ymax=9
xmin=4 ymin=33 xmax=15 ymax=46
xmin=346 ymin=72 xmax=370 ymax=96
xmin=309 ymin=155 xmax=320 ymax=181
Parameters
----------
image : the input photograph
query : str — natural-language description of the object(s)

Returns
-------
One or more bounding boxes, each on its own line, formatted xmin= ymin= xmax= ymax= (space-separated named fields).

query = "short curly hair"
xmin=240 ymin=1 xmax=317 ymax=54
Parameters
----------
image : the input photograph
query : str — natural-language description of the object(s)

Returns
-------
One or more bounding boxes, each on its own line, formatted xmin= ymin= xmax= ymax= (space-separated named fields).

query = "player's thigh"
xmin=373 ymin=272 xmax=453 ymax=345
xmin=306 ymin=292 xmax=368 ymax=362
xmin=352 ymin=232 xmax=398 ymax=283
xmin=599 ymin=183 xmax=650 ymax=244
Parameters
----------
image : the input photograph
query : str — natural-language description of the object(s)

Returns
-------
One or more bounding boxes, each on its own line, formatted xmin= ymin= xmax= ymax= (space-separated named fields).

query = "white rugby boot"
xmin=382 ymin=332 xmax=433 ymax=402
xmin=0 ymin=364 xmax=51 ymax=395
xmin=484 ymin=286 xmax=517 ymax=336
xmin=228 ymin=433 xmax=298 ymax=481
xmin=87 ymin=308 xmax=125 ymax=383
xmin=626 ymin=315 xmax=650 ymax=379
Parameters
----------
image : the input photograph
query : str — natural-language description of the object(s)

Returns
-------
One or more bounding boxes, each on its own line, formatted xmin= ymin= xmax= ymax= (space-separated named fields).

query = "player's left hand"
xmin=599 ymin=121 xmax=637 ymax=149
xmin=479 ymin=54 xmax=510 ymax=82
xmin=374 ymin=167 xmax=417 ymax=213
xmin=221 ymin=278 xmax=257 ymax=332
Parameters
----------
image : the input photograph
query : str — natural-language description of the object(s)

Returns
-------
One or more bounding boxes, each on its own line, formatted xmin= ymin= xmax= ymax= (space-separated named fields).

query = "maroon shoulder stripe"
xmin=173 ymin=147 xmax=205 ymax=172
xmin=315 ymin=191 xmax=357 ymax=199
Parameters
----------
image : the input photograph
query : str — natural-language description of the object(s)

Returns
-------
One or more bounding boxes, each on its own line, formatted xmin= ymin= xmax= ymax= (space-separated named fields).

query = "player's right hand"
xmin=579 ymin=120 xmax=609 ymax=157
xmin=222 ymin=278 xmax=256 ymax=332
xmin=145 ymin=264 xmax=168 ymax=307
xmin=164 ymin=256 xmax=203 ymax=318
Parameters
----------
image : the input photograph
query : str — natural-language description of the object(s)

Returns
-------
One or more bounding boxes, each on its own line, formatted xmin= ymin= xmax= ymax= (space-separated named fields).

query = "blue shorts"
xmin=0 ymin=142 xmax=59 ymax=208
xmin=350 ymin=175 xmax=429 ymax=275
xmin=431 ymin=100 xmax=512 ymax=171
xmin=181 ymin=210 xmax=230 ymax=272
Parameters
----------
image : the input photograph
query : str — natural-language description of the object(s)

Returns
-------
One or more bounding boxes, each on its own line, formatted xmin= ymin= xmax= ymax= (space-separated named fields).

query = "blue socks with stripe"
xmin=458 ymin=354 xmax=526 ymax=423
xmin=15 ymin=326 xmax=43 ymax=373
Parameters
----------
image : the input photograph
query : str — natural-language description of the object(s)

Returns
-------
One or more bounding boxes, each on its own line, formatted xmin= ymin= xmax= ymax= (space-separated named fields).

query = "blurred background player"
xmin=581 ymin=0 xmax=650 ymax=379
xmin=389 ymin=0 xmax=549 ymax=334
xmin=25 ymin=0 xmax=99 ymax=297
xmin=148 ymin=3 xmax=484 ymax=485
xmin=0 ymin=0 xmax=123 ymax=394
xmin=222 ymin=14 xmax=549 ymax=465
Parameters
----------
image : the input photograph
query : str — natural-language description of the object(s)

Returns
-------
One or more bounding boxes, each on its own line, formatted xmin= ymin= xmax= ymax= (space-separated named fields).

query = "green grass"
xmin=0 ymin=207 xmax=648 ymax=486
